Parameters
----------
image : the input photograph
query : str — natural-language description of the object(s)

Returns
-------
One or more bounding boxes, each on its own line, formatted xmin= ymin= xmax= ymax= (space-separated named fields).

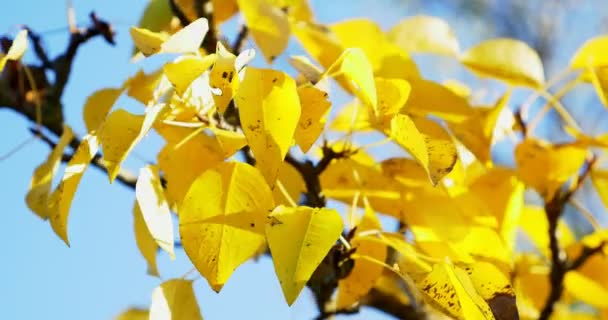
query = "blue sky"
xmin=1 ymin=1 xmax=607 ymax=319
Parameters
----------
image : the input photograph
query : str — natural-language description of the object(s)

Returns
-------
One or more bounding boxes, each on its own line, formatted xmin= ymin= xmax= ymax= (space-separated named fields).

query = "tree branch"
xmin=539 ymin=157 xmax=597 ymax=320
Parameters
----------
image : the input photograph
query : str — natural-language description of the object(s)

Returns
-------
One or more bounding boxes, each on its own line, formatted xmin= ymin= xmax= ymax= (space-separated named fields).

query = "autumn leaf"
xmin=48 ymin=133 xmax=99 ymax=245
xmin=135 ymin=165 xmax=175 ymax=259
xmin=265 ymin=205 xmax=343 ymax=305
xmin=235 ymin=67 xmax=301 ymax=187
xmin=326 ymin=48 xmax=377 ymax=112
xmin=570 ymin=36 xmax=608 ymax=69
xmin=294 ymin=85 xmax=331 ymax=152
xmin=163 ymin=54 xmax=217 ymax=96
xmin=0 ymin=29 xmax=28 ymax=71
xmin=179 ymin=162 xmax=274 ymax=291
xmin=130 ymin=18 xmax=208 ymax=57
xmin=149 ymin=279 xmax=202 ymax=320
xmin=388 ymin=15 xmax=460 ymax=56
xmin=236 ymin=0 xmax=290 ymax=62
xmin=460 ymin=38 xmax=545 ymax=88
xmin=115 ymin=307 xmax=149 ymax=320
xmin=83 ymin=88 xmax=123 ymax=132
xmin=99 ymin=103 xmax=166 ymax=183
xmin=337 ymin=206 xmax=386 ymax=308
xmin=26 ymin=126 xmax=74 ymax=219
xmin=133 ymin=202 xmax=159 ymax=276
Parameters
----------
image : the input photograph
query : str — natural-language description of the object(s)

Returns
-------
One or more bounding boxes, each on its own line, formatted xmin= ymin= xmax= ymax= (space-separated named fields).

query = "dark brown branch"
xmin=24 ymin=27 xmax=52 ymax=69
xmin=539 ymin=157 xmax=597 ymax=320
xmin=568 ymin=242 xmax=606 ymax=271
xmin=231 ymin=25 xmax=249 ymax=54
xmin=362 ymin=288 xmax=425 ymax=320
xmin=168 ymin=0 xmax=191 ymax=28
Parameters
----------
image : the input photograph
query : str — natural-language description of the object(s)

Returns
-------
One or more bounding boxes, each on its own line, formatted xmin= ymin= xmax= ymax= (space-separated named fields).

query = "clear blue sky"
xmin=1 ymin=1 xmax=606 ymax=319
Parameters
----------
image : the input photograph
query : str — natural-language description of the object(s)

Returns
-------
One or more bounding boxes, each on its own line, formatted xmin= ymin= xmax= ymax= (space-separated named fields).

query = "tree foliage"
xmin=3 ymin=1 xmax=608 ymax=319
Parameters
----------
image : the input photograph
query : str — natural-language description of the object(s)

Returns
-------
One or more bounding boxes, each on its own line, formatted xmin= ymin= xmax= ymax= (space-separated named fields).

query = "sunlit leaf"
xmin=514 ymin=139 xmax=587 ymax=199
xmin=209 ymin=42 xmax=239 ymax=113
xmin=164 ymin=54 xmax=216 ymax=96
xmin=130 ymin=18 xmax=208 ymax=57
xmin=125 ymin=69 xmax=164 ymax=105
xmin=570 ymin=36 xmax=608 ymax=69
xmin=133 ymin=202 xmax=159 ymax=276
xmin=266 ymin=205 xmax=343 ymax=305
xmin=136 ymin=165 xmax=174 ymax=259
xmin=337 ymin=206 xmax=386 ymax=308
xmin=0 ymin=29 xmax=28 ymax=71
xmin=375 ymin=77 xmax=411 ymax=119
xmin=208 ymin=127 xmax=247 ymax=158
xmin=115 ymin=307 xmax=149 ymax=320
xmin=137 ymin=0 xmax=173 ymax=33
xmin=48 ymin=134 xmax=98 ymax=245
xmin=180 ymin=162 xmax=274 ymax=291
xmin=330 ymin=18 xmax=419 ymax=80
xmin=236 ymin=0 xmax=290 ymax=62
xmin=403 ymin=78 xmax=473 ymax=123
xmin=294 ymin=85 xmax=331 ymax=152
xmin=592 ymin=170 xmax=608 ymax=209
xmin=564 ymin=271 xmax=608 ymax=308
xmin=235 ymin=67 xmax=301 ymax=186
xmin=26 ymin=126 xmax=74 ymax=219
xmin=388 ymin=15 xmax=460 ymax=56
xmin=99 ymin=103 xmax=166 ymax=183
xmin=157 ymin=126 xmax=224 ymax=207
xmin=149 ymin=279 xmax=202 ymax=320
xmin=460 ymin=38 xmax=545 ymax=88
xmin=326 ymin=48 xmax=377 ymax=111
xmin=83 ymin=88 xmax=123 ymax=133
xmin=519 ymin=206 xmax=575 ymax=256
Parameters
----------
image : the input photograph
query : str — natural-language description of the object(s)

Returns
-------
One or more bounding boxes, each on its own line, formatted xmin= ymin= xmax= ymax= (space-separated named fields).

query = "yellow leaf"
xmin=380 ymin=157 xmax=432 ymax=187
xmin=130 ymin=18 xmax=208 ymax=57
xmin=164 ymin=54 xmax=216 ymax=96
xmin=403 ymin=78 xmax=473 ymax=123
xmin=514 ymin=139 xmax=587 ymax=199
xmin=174 ymin=0 xmax=238 ymax=25
xmin=149 ymin=279 xmax=202 ymax=320
xmin=115 ymin=307 xmax=149 ymax=320
xmin=327 ymin=48 xmax=377 ymax=111
xmin=388 ymin=15 xmax=460 ymax=56
xmin=564 ymin=271 xmax=608 ymax=308
xmin=376 ymin=78 xmax=411 ymax=118
xmin=136 ymin=165 xmax=175 ymax=259
xmin=320 ymin=158 xmax=408 ymax=218
xmin=291 ymin=21 xmax=343 ymax=71
xmin=289 ymin=55 xmax=324 ymax=84
xmin=26 ymin=126 xmax=74 ymax=219
xmin=208 ymin=128 xmax=247 ymax=158
xmin=389 ymin=114 xmax=429 ymax=175
xmin=460 ymin=38 xmax=545 ymax=88
xmin=294 ymin=85 xmax=331 ymax=152
xmin=330 ymin=101 xmax=374 ymax=132
xmin=592 ymin=170 xmax=608 ymax=209
xmin=235 ymin=67 xmax=301 ymax=187
xmin=0 ymin=29 xmax=28 ymax=71
xmin=268 ymin=0 xmax=313 ymax=21
xmin=99 ymin=104 xmax=166 ymax=183
xmin=449 ymin=92 xmax=511 ymax=164
xmin=209 ymin=42 xmax=239 ymax=112
xmin=413 ymin=262 xmax=495 ymax=319
xmin=125 ymin=69 xmax=164 ymax=105
xmin=273 ymin=162 xmax=305 ymax=206
xmin=48 ymin=134 xmax=99 ymax=245
xmin=237 ymin=0 xmax=290 ymax=62
xmin=519 ymin=205 xmax=575 ymax=256
xmin=514 ymin=255 xmax=550 ymax=314
xmin=133 ymin=202 xmax=159 ymax=276
xmin=337 ymin=206 xmax=386 ymax=308
xmin=412 ymin=117 xmax=458 ymax=185
xmin=570 ymin=36 xmax=608 ymax=69
xmin=157 ymin=126 xmax=224 ymax=207
xmin=83 ymin=88 xmax=123 ymax=133
xmin=179 ymin=162 xmax=274 ymax=291
xmin=137 ymin=0 xmax=173 ymax=32
xmin=330 ymin=18 xmax=419 ymax=80
xmin=266 ymin=205 xmax=343 ymax=305
xmin=463 ymin=261 xmax=517 ymax=319
xmin=469 ymin=167 xmax=524 ymax=249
